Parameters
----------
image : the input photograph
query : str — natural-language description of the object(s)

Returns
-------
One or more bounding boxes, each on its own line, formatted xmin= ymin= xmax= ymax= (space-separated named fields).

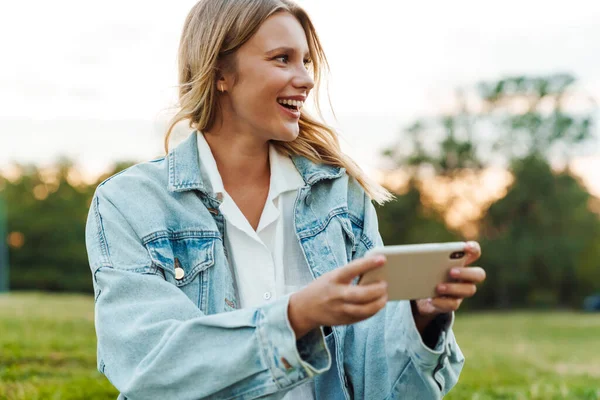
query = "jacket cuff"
xmin=256 ymin=295 xmax=332 ymax=389
xmin=403 ymin=301 xmax=455 ymax=368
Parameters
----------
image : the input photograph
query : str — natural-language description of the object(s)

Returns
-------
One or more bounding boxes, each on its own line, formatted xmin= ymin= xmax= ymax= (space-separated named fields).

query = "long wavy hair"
xmin=165 ymin=0 xmax=392 ymax=204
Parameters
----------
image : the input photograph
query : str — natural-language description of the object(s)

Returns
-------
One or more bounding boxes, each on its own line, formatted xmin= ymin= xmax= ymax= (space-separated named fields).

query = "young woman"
xmin=85 ymin=0 xmax=486 ymax=398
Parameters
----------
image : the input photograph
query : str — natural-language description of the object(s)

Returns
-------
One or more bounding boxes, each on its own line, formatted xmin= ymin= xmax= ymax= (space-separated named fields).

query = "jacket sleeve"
xmin=86 ymin=188 xmax=331 ymax=400
xmin=343 ymin=193 xmax=465 ymax=399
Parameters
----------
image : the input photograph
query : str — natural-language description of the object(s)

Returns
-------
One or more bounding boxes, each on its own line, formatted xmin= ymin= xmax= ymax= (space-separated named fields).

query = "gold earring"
xmin=220 ymin=84 xmax=225 ymax=92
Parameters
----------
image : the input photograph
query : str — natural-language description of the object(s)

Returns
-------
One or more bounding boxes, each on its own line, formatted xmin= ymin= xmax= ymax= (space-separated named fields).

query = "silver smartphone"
xmin=357 ymin=242 xmax=470 ymax=300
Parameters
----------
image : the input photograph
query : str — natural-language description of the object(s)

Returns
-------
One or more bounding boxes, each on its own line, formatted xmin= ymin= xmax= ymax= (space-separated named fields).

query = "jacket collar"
xmin=167 ymin=131 xmax=346 ymax=193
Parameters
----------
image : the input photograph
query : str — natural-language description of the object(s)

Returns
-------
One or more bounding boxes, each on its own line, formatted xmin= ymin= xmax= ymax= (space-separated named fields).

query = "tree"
xmin=376 ymin=180 xmax=459 ymax=246
xmin=0 ymin=160 xmax=134 ymax=292
xmin=381 ymin=73 xmax=600 ymax=309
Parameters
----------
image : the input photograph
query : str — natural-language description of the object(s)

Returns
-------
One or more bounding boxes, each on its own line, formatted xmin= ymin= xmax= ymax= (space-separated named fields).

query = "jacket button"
xmin=174 ymin=257 xmax=185 ymax=280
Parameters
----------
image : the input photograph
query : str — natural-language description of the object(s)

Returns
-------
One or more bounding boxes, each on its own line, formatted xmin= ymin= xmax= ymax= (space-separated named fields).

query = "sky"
xmin=1 ymin=0 xmax=599 ymax=194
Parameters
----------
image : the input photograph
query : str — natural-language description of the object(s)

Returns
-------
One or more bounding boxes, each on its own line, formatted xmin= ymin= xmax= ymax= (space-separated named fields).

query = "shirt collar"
xmin=195 ymin=131 xmax=226 ymax=195
xmin=167 ymin=131 xmax=345 ymax=194
xmin=196 ymin=131 xmax=305 ymax=199
xmin=268 ymin=142 xmax=306 ymax=199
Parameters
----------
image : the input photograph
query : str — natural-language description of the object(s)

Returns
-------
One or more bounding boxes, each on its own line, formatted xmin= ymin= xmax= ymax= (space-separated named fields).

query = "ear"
xmin=216 ymin=56 xmax=237 ymax=92
xmin=216 ymin=76 xmax=227 ymax=93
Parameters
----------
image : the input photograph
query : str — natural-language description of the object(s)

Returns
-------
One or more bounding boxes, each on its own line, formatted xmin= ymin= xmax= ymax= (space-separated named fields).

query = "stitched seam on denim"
xmin=338 ymin=215 xmax=357 ymax=252
xmin=255 ymin=308 xmax=283 ymax=389
xmin=93 ymin=196 xmax=111 ymax=267
xmin=168 ymin=148 xmax=203 ymax=190
xmin=96 ymin=168 xmax=129 ymax=189
xmin=144 ymin=244 xmax=210 ymax=284
xmin=301 ymin=191 xmax=345 ymax=270
xmin=347 ymin=212 xmax=364 ymax=230
xmin=174 ymin=239 xmax=215 ymax=286
xmin=297 ymin=206 xmax=349 ymax=239
xmin=174 ymin=183 xmax=202 ymax=189
xmin=360 ymin=233 xmax=374 ymax=251
xmin=305 ymin=168 xmax=345 ymax=186
xmin=141 ymin=230 xmax=221 ymax=244
xmin=168 ymin=148 xmax=176 ymax=189
xmin=96 ymin=191 xmax=152 ymax=272
xmin=331 ymin=327 xmax=353 ymax=400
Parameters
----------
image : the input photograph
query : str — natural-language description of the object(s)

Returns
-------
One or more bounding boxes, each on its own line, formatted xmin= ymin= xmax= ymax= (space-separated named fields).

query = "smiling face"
xmin=216 ymin=12 xmax=314 ymax=143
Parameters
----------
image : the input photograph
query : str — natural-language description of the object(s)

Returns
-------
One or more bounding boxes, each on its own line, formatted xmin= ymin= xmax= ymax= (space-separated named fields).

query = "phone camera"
xmin=450 ymin=251 xmax=465 ymax=259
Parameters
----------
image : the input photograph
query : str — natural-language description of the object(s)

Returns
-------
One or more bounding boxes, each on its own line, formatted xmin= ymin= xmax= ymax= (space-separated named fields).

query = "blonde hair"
xmin=165 ymin=0 xmax=392 ymax=204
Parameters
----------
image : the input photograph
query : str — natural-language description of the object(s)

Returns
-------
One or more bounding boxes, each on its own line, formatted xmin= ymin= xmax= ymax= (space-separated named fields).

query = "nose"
xmin=293 ymin=65 xmax=315 ymax=92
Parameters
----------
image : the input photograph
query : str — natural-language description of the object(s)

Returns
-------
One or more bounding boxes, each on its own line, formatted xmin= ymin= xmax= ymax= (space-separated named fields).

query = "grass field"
xmin=1 ymin=293 xmax=599 ymax=399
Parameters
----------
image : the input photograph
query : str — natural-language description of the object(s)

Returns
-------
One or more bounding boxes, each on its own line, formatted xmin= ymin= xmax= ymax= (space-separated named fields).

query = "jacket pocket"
xmin=144 ymin=233 xmax=217 ymax=311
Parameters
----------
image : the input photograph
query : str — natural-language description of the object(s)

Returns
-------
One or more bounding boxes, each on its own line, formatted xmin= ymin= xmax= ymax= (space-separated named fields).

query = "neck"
xmin=203 ymin=127 xmax=270 ymax=189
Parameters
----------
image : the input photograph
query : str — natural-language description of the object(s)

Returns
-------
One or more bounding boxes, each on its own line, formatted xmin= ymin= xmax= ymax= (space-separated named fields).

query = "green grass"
xmin=1 ymin=293 xmax=599 ymax=399
xmin=446 ymin=312 xmax=600 ymax=400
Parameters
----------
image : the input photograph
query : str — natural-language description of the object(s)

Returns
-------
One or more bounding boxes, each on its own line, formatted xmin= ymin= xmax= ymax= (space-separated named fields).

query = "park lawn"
xmin=0 ymin=293 xmax=599 ymax=399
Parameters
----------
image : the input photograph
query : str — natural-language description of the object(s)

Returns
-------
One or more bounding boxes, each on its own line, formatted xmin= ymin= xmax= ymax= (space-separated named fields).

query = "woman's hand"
xmin=413 ymin=241 xmax=486 ymax=331
xmin=288 ymin=255 xmax=388 ymax=339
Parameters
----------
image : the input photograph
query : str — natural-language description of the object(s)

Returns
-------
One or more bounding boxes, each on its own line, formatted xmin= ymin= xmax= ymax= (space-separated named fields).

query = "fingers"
xmin=464 ymin=241 xmax=481 ymax=265
xmin=335 ymin=255 xmax=386 ymax=283
xmin=341 ymin=296 xmax=388 ymax=320
xmin=430 ymin=296 xmax=462 ymax=313
xmin=341 ymin=281 xmax=388 ymax=304
xmin=449 ymin=266 xmax=486 ymax=284
xmin=437 ymin=282 xmax=477 ymax=298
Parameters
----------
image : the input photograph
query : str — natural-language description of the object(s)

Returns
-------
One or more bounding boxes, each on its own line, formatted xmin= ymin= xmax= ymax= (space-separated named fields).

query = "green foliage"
xmin=387 ymin=113 xmax=483 ymax=178
xmin=480 ymin=74 xmax=594 ymax=160
xmin=377 ymin=180 xmax=460 ymax=245
xmin=381 ymin=73 xmax=600 ymax=310
xmin=479 ymin=156 xmax=600 ymax=308
xmin=1 ymin=73 xmax=599 ymax=310
xmin=0 ymin=161 xmax=133 ymax=293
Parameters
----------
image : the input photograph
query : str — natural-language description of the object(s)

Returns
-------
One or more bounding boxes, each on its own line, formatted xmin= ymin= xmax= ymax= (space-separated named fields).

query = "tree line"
xmin=1 ymin=73 xmax=599 ymax=309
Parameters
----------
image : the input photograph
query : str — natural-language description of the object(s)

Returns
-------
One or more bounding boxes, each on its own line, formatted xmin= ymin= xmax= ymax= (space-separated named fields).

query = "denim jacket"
xmin=85 ymin=132 xmax=465 ymax=400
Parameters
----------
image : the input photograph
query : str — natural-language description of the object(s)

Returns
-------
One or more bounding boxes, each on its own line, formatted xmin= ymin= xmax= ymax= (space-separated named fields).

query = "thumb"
xmin=334 ymin=254 xmax=386 ymax=284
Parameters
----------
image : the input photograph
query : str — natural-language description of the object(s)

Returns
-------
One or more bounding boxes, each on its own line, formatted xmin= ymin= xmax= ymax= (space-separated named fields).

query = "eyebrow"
xmin=265 ymin=46 xmax=311 ymax=58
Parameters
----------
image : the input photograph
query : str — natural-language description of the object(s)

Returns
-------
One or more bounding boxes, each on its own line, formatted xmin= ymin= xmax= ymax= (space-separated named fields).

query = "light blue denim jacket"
xmin=85 ymin=132 xmax=465 ymax=400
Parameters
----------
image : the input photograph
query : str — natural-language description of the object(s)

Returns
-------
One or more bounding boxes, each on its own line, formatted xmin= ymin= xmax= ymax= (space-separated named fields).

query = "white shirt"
xmin=196 ymin=132 xmax=316 ymax=399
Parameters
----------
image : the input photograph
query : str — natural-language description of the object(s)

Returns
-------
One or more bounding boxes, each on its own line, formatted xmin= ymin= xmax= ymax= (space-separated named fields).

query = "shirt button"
xmin=263 ymin=292 xmax=272 ymax=300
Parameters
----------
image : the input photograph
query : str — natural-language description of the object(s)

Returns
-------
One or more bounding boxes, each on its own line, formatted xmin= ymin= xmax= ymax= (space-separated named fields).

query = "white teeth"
xmin=277 ymin=99 xmax=304 ymax=109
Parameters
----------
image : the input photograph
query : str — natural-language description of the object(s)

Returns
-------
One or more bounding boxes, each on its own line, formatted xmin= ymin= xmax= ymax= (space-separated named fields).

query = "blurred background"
xmin=1 ymin=0 xmax=599 ymax=399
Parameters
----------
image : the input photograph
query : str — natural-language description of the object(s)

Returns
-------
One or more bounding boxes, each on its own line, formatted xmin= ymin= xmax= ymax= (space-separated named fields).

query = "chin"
xmin=272 ymin=126 xmax=300 ymax=142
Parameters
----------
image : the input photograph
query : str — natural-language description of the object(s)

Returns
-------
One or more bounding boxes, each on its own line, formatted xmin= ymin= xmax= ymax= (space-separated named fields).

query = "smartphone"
xmin=357 ymin=242 xmax=470 ymax=300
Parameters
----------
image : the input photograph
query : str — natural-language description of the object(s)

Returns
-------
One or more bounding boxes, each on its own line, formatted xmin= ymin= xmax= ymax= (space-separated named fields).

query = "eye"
xmin=303 ymin=58 xmax=313 ymax=67
xmin=274 ymin=54 xmax=289 ymax=63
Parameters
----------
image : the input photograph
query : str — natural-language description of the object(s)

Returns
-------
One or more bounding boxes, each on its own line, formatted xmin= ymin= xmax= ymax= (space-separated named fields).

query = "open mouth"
xmin=277 ymin=99 xmax=303 ymax=112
